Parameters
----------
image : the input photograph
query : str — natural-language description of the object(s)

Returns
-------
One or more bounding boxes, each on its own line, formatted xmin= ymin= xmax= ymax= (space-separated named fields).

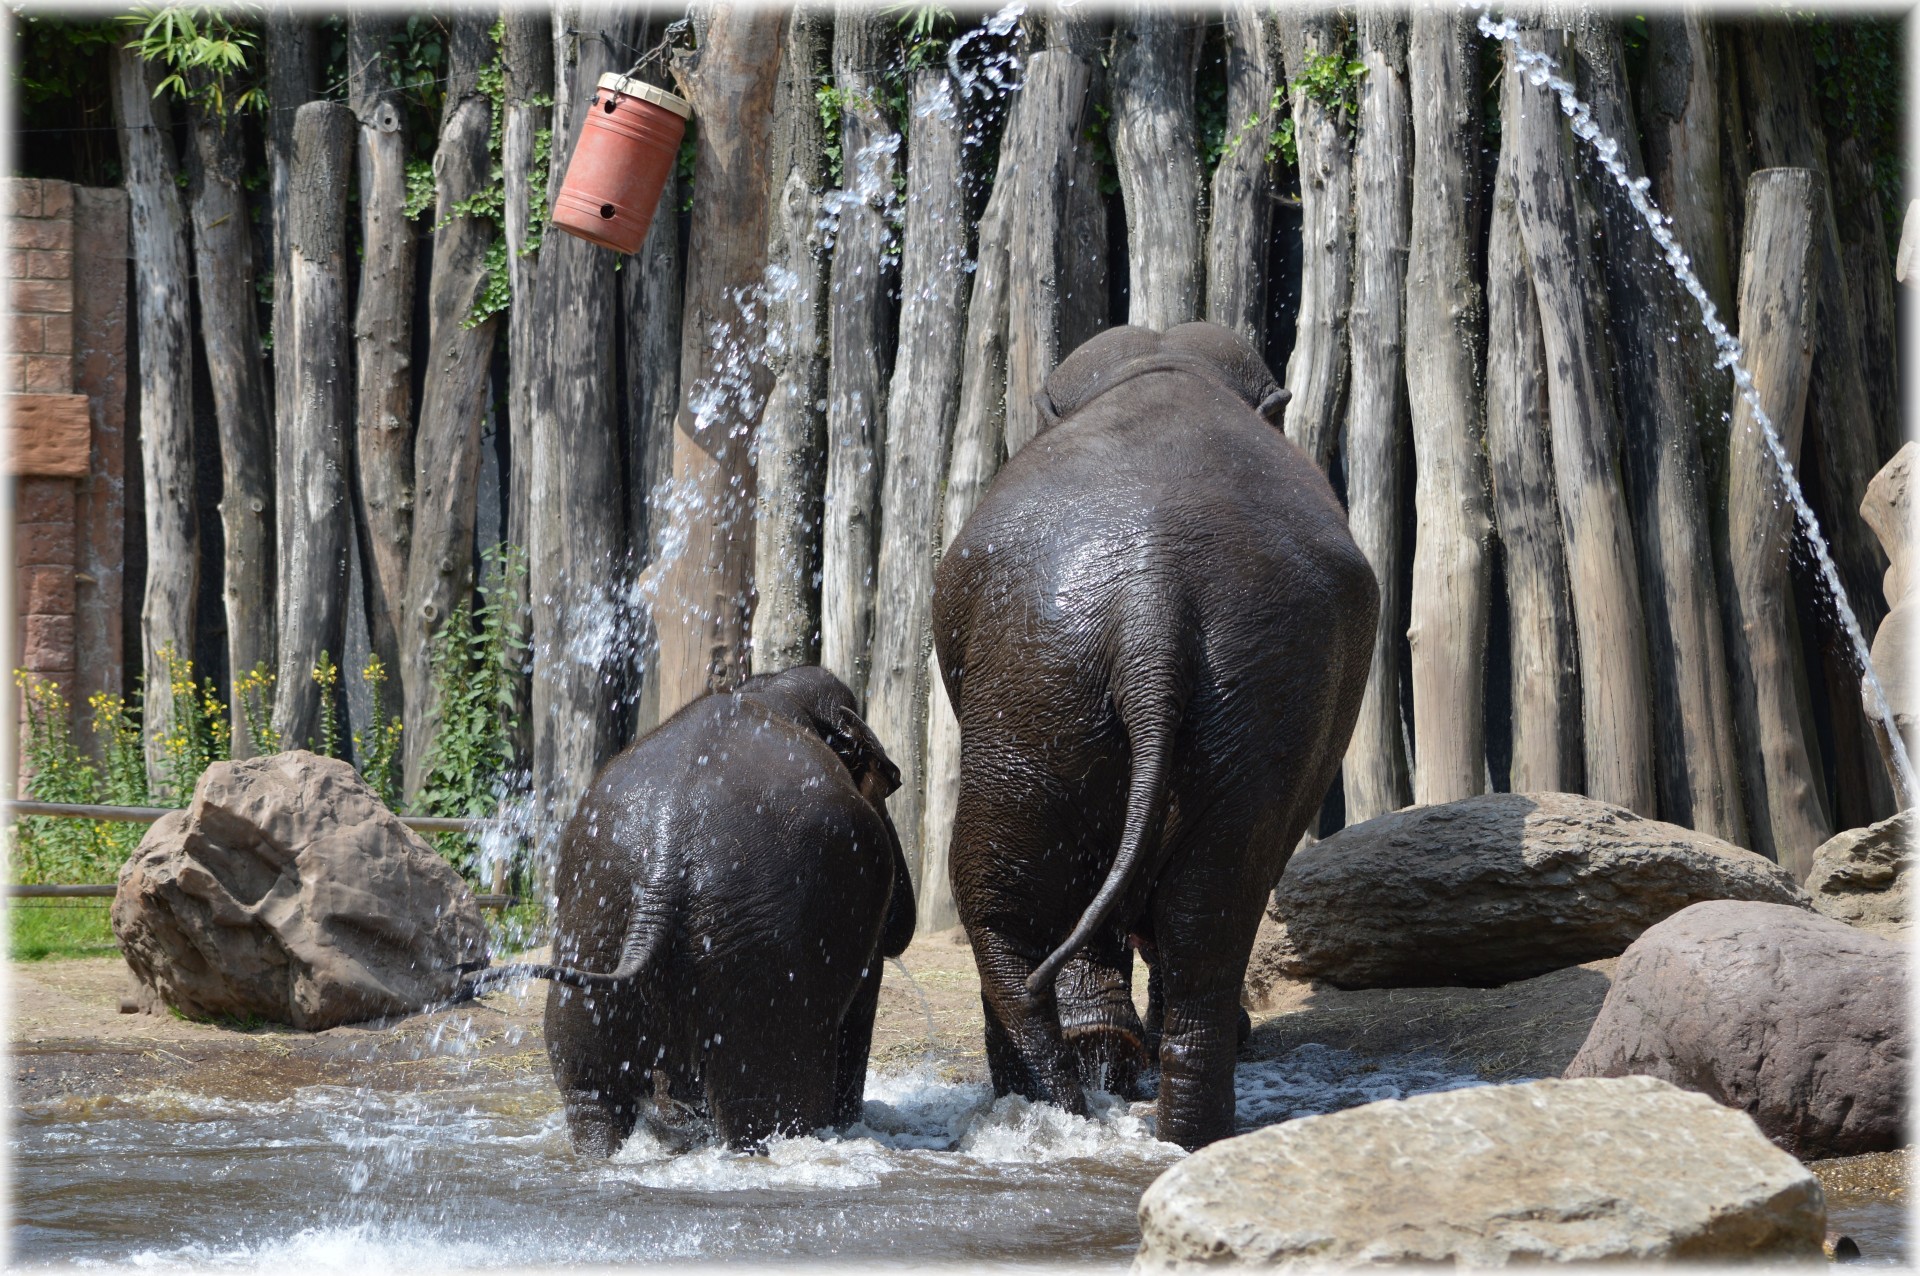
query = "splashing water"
xmin=1475 ymin=8 xmax=1918 ymax=802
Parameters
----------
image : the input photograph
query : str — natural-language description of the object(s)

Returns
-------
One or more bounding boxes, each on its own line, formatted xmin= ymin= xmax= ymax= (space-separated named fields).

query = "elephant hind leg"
xmin=970 ymin=927 xmax=1088 ymax=1117
xmin=705 ymin=1028 xmax=838 ymax=1150
xmin=832 ymin=960 xmax=885 ymax=1128
xmin=1057 ymin=941 xmax=1150 ymax=1101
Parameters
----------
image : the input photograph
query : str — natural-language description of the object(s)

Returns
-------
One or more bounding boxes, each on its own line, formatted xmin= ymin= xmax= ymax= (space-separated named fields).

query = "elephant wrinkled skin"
xmin=467 ymin=666 xmax=914 ymax=1153
xmin=931 ymin=322 xmax=1377 ymax=1150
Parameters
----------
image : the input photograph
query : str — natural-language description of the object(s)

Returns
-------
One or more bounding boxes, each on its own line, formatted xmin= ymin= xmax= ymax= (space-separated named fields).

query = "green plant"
xmin=155 ymin=644 xmax=229 ymax=803
xmin=234 ymin=663 xmax=280 ymax=756
xmin=122 ymin=6 xmax=267 ymax=116
xmin=89 ymin=688 xmax=149 ymax=808
xmin=354 ymin=654 xmax=404 ymax=809
xmin=415 ymin=545 xmax=528 ymax=878
xmin=310 ymin=651 xmax=341 ymax=759
xmin=404 ymin=158 xmax=437 ymax=220
xmin=8 ymin=901 xmax=119 ymax=962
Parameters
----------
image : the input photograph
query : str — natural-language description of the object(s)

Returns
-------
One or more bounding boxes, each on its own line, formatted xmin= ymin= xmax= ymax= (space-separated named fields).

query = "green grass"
xmin=8 ymin=900 xmax=120 ymax=961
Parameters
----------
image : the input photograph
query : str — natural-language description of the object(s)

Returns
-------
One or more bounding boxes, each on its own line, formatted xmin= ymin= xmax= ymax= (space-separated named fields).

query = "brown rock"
xmin=113 ymin=751 xmax=489 ymax=1030
xmin=1262 ymin=792 xmax=1808 ymax=988
xmin=1805 ymin=809 xmax=1911 ymax=937
xmin=1564 ymin=900 xmax=1907 ymax=1160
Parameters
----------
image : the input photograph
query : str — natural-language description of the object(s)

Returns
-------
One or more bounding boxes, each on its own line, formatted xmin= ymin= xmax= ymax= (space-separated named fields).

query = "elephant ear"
xmin=826 ymin=704 xmax=903 ymax=798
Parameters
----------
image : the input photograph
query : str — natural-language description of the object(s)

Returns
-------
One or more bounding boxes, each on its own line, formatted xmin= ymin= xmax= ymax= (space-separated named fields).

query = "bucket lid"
xmin=596 ymin=73 xmax=692 ymax=120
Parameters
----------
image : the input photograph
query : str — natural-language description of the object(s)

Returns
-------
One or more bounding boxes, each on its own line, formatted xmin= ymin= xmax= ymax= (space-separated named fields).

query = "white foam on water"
xmin=1234 ymin=1044 xmax=1495 ymax=1131
xmin=111 ymin=1220 xmax=702 ymax=1272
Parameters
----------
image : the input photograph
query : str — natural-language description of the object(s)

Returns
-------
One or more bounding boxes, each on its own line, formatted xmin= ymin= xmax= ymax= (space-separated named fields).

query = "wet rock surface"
xmin=1134 ymin=1075 xmax=1825 ymax=1269
xmin=1806 ymin=809 xmax=1911 ymax=937
xmin=112 ymin=751 xmax=489 ymax=1030
xmin=1565 ymin=899 xmax=1908 ymax=1160
xmin=1259 ymin=791 xmax=1810 ymax=988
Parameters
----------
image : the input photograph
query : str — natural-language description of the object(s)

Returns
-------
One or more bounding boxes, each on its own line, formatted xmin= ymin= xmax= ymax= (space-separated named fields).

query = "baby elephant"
xmin=468 ymin=666 xmax=915 ymax=1153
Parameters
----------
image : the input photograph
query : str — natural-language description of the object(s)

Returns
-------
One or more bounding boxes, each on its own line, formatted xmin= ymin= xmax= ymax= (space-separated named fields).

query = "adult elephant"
xmin=464 ymin=666 xmax=914 ymax=1153
xmin=931 ymin=322 xmax=1376 ymax=1150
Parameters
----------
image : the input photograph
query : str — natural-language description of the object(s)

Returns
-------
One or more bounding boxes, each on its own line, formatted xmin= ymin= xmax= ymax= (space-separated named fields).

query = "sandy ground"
xmin=8 ymin=925 xmax=1616 ymax=1105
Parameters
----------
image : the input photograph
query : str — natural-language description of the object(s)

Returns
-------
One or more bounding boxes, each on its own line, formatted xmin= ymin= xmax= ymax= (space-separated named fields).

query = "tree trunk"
xmin=1640 ymin=14 xmax=1733 ymax=320
xmin=1034 ymin=8 xmax=1111 ymax=358
xmin=866 ymin=67 xmax=969 ymax=895
xmin=1572 ymin=16 xmax=1744 ymax=843
xmin=1503 ymin=26 xmax=1656 ymax=815
xmin=271 ymin=102 xmax=355 ymax=750
xmin=1002 ymin=52 xmax=1097 ymax=458
xmin=1111 ymin=6 xmax=1202 ymax=330
xmin=111 ymin=48 xmax=197 ymax=788
xmin=920 ymin=64 xmax=1038 ymax=930
xmin=1205 ymin=3 xmax=1277 ymax=347
xmin=1404 ymin=10 xmax=1491 ymax=807
xmin=348 ymin=11 xmax=414 ymax=727
xmin=501 ymin=7 xmax=552 ymax=769
xmin=525 ymin=4 xmax=636 ymax=825
xmin=1826 ymin=131 xmax=1899 ymax=466
xmin=750 ymin=7 xmax=830 ymax=678
xmin=1725 ymin=167 xmax=1830 ymax=875
xmin=401 ymin=15 xmax=505 ymax=798
xmin=1276 ymin=11 xmax=1355 ymax=472
xmin=819 ymin=6 xmax=899 ymax=703
xmin=1487 ymin=141 xmax=1583 ymax=795
xmin=187 ymin=105 xmax=274 ymax=756
xmin=1340 ymin=11 xmax=1412 ymax=822
xmin=651 ymin=6 xmax=786 ymax=720
xmin=265 ymin=7 xmax=317 ymax=500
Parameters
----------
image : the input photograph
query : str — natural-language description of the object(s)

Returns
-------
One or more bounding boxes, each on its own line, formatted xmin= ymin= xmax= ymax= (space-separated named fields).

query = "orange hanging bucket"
xmin=551 ymin=72 xmax=691 ymax=255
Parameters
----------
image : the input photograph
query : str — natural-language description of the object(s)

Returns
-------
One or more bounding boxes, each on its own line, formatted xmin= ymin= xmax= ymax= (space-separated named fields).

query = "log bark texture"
xmin=348 ymin=11 xmax=415 ymax=722
xmin=187 ymin=104 xmax=274 ymax=756
xmin=1205 ymin=3 xmax=1278 ymax=347
xmin=1277 ymin=10 xmax=1355 ymax=472
xmin=111 ymin=48 xmax=198 ymax=787
xmin=271 ymin=102 xmax=355 ymax=750
xmin=750 ymin=7 xmax=830 ymax=677
xmin=651 ymin=6 xmax=785 ymax=720
xmin=1486 ymin=126 xmax=1583 ymax=795
xmin=264 ymin=7 xmax=317 ymax=512
xmin=1573 ymin=17 xmax=1744 ymax=844
xmin=1111 ymin=6 xmax=1203 ymax=330
xmin=525 ymin=5 xmax=634 ymax=823
xmin=1505 ymin=27 xmax=1656 ymax=816
xmin=402 ymin=15 xmax=505 ymax=797
xmin=1724 ymin=168 xmax=1831 ymax=877
xmin=819 ymin=6 xmax=898 ymax=702
xmin=1404 ymin=10 xmax=1491 ymax=807
xmin=1340 ymin=11 xmax=1412 ymax=822
xmin=866 ymin=68 xmax=969 ymax=889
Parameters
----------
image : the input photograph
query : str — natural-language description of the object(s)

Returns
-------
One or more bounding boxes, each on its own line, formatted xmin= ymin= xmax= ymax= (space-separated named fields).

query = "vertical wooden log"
xmin=264 ymin=7 xmax=317 ymax=494
xmin=1205 ymin=3 xmax=1278 ymax=347
xmin=1504 ymin=26 xmax=1656 ymax=815
xmin=819 ymin=6 xmax=899 ymax=703
xmin=1340 ymin=11 xmax=1412 ymax=822
xmin=348 ymin=11 xmax=415 ymax=728
xmin=525 ymin=4 xmax=635 ymax=822
xmin=1487 ymin=149 xmax=1582 ymax=795
xmin=1827 ymin=131 xmax=1900 ymax=465
xmin=651 ymin=6 xmax=785 ymax=719
xmin=1725 ymin=168 xmax=1831 ymax=875
xmin=187 ymin=105 xmax=275 ymax=756
xmin=750 ymin=7 xmax=830 ymax=678
xmin=1038 ymin=10 xmax=1112 ymax=357
xmin=1573 ymin=17 xmax=1745 ymax=843
xmin=1404 ymin=9 xmax=1491 ymax=806
xmin=1277 ymin=11 xmax=1355 ymax=472
xmin=1111 ymin=6 xmax=1203 ymax=329
xmin=401 ymin=15 xmax=505 ymax=797
xmin=1002 ymin=52 xmax=1097 ymax=458
xmin=271 ymin=102 xmax=355 ymax=749
xmin=867 ymin=68 xmax=969 ymax=889
xmin=1640 ymin=13 xmax=1733 ymax=320
xmin=111 ymin=48 xmax=197 ymax=786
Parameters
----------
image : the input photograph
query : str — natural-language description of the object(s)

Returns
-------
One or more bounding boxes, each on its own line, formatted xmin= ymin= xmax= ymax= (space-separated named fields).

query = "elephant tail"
xmin=456 ymin=859 xmax=679 ymax=998
xmin=1025 ymin=611 xmax=1184 ymax=996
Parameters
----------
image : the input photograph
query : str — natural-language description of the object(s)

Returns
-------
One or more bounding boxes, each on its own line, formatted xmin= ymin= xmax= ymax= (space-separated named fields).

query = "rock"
xmin=1134 ymin=1075 xmax=1824 ymax=1269
xmin=1863 ymin=445 xmax=1919 ymax=767
xmin=1805 ymin=809 xmax=1912 ymax=936
xmin=1261 ymin=792 xmax=1808 ymax=989
xmin=1564 ymin=900 xmax=1907 ymax=1160
xmin=113 ymin=751 xmax=489 ymax=1030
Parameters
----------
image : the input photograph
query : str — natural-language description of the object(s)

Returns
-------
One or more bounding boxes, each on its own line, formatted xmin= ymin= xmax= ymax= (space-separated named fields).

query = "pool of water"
xmin=11 ymin=1046 xmax=1490 ymax=1270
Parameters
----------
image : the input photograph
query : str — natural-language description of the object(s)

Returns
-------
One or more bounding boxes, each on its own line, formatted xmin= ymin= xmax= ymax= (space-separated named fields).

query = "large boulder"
xmin=1261 ymin=792 xmax=1808 ymax=988
xmin=1805 ymin=809 xmax=1911 ymax=937
xmin=1863 ymin=443 xmax=1918 ymax=764
xmin=1135 ymin=1075 xmax=1824 ymax=1269
xmin=113 ymin=751 xmax=489 ymax=1030
xmin=1564 ymin=900 xmax=1907 ymax=1160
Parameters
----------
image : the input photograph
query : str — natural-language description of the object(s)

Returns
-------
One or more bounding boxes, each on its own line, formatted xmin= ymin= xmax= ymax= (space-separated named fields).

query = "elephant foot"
xmin=561 ymin=1087 xmax=641 ymax=1158
xmin=1063 ymin=1022 xmax=1150 ymax=1100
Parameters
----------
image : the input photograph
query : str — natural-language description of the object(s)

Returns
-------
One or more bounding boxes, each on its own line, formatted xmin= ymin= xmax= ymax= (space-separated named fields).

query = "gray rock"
xmin=1564 ymin=900 xmax=1907 ymax=1160
xmin=1262 ymin=792 xmax=1808 ymax=989
xmin=1806 ymin=809 xmax=1912 ymax=936
xmin=113 ymin=751 xmax=489 ymax=1030
xmin=1135 ymin=1075 xmax=1824 ymax=1269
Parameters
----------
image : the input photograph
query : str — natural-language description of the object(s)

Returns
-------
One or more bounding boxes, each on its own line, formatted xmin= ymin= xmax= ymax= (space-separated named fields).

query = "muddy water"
xmin=13 ymin=1048 xmax=1492 ymax=1270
